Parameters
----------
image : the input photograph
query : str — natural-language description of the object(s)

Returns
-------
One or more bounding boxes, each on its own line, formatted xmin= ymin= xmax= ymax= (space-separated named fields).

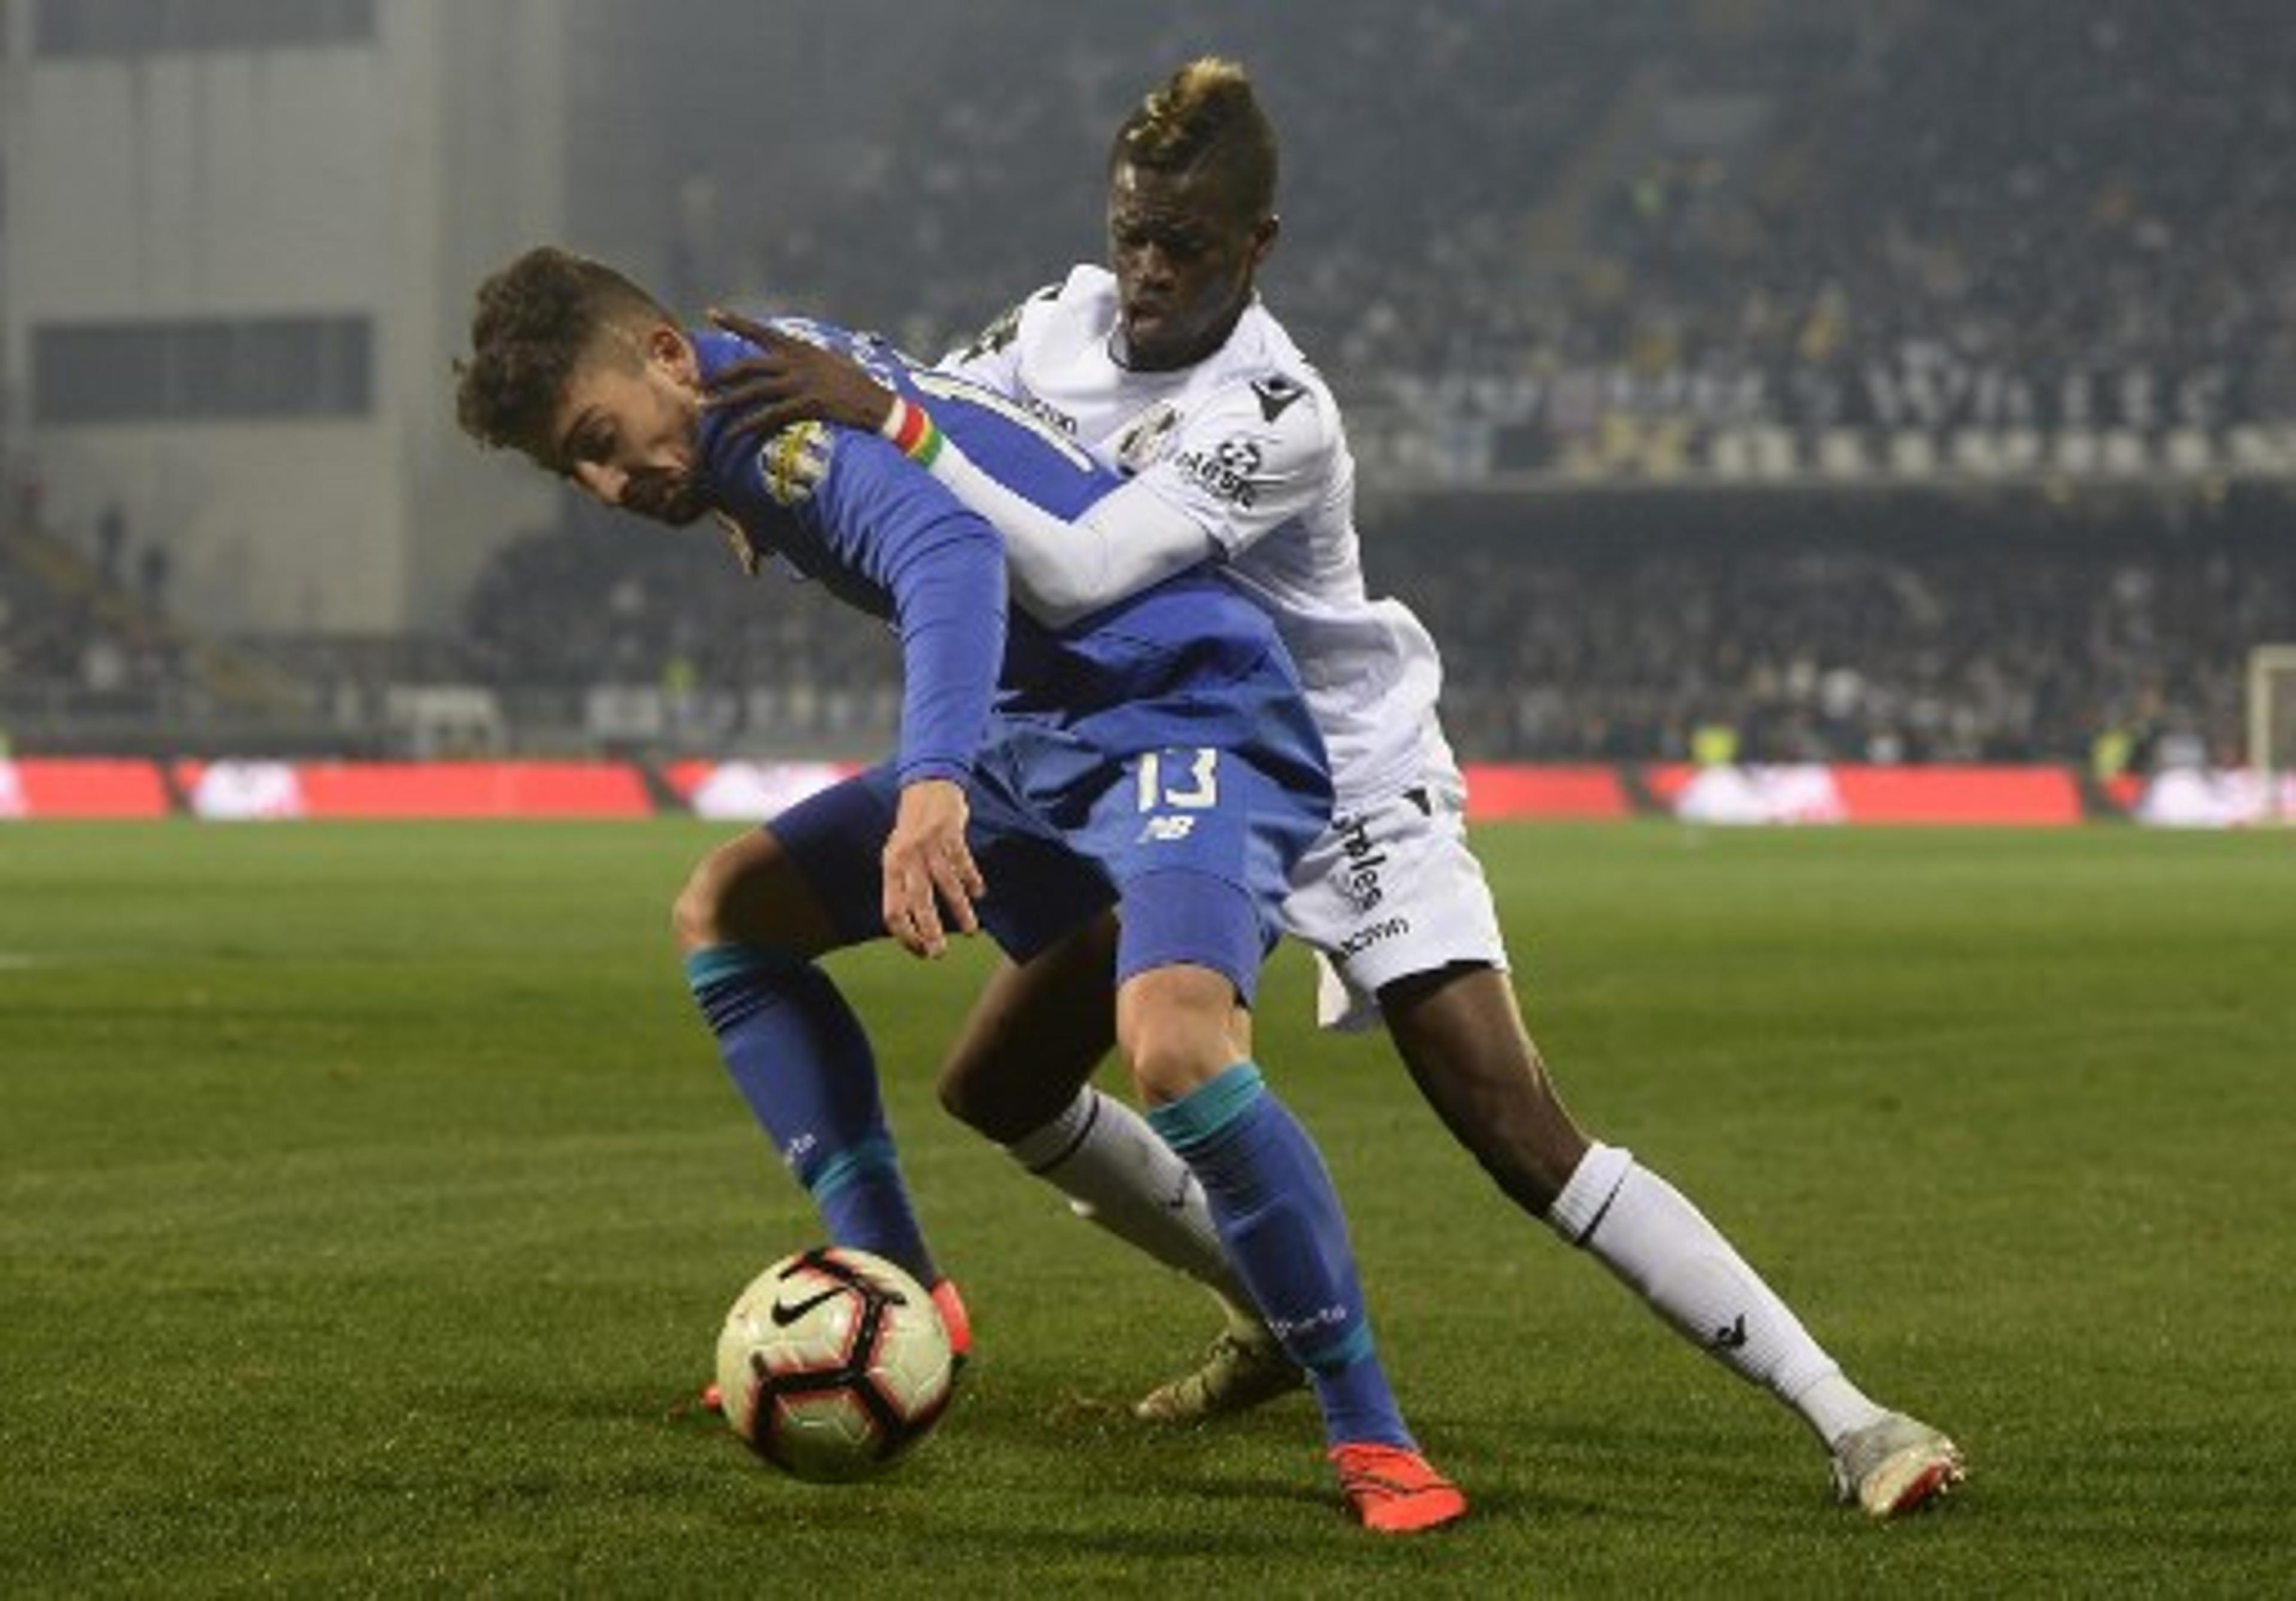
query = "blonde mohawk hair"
xmin=1112 ymin=56 xmax=1278 ymax=218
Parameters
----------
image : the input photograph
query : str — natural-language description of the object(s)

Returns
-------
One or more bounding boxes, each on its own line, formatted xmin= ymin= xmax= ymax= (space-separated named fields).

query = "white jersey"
xmin=941 ymin=264 xmax=1452 ymax=810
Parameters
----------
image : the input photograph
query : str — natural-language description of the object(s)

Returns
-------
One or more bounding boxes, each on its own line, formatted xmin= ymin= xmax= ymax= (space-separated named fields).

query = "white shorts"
xmin=1281 ymin=774 xmax=1511 ymax=1032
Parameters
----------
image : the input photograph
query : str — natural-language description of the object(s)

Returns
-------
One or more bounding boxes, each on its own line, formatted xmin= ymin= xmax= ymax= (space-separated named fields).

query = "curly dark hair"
xmin=453 ymin=246 xmax=672 ymax=466
xmin=1109 ymin=57 xmax=1278 ymax=222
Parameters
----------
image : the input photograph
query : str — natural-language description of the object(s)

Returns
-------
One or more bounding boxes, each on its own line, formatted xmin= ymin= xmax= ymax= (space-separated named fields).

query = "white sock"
xmin=1004 ymin=1087 xmax=1260 ymax=1329
xmin=1547 ymin=1143 xmax=1888 ymax=1446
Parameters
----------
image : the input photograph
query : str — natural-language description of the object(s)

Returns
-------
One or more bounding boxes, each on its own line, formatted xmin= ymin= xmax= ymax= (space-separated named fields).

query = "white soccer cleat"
xmin=1830 ymin=1411 xmax=1966 ymax=1518
xmin=1132 ymin=1325 xmax=1306 ymax=1423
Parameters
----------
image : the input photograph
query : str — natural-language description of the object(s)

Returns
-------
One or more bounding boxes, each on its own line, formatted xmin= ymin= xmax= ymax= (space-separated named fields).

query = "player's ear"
xmin=650 ymin=323 xmax=698 ymax=382
xmin=1247 ymin=213 xmax=1280 ymax=272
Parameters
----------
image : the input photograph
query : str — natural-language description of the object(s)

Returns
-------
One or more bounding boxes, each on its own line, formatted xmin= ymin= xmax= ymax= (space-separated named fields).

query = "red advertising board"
xmin=1827 ymin=764 xmax=2083 ymax=826
xmin=0 ymin=758 xmax=171 ymax=818
xmin=286 ymin=761 xmax=652 ymax=819
xmin=3 ymin=757 xmax=2127 ymax=827
xmin=1460 ymin=764 xmax=1632 ymax=821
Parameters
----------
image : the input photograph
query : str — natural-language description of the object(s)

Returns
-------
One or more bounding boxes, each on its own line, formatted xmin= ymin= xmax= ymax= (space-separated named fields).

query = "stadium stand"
xmin=457 ymin=505 xmax=902 ymax=757
xmin=10 ymin=2 xmax=2291 ymax=774
xmin=1 ymin=479 xmax=315 ymax=756
xmin=438 ymin=2 xmax=2294 ymax=769
xmin=1 ymin=486 xmax=185 ymax=735
xmin=1375 ymin=493 xmax=2296 ymax=767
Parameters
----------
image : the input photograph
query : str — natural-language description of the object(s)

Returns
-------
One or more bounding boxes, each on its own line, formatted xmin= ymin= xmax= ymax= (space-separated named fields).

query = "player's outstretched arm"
xmin=704 ymin=306 xmax=1212 ymax=628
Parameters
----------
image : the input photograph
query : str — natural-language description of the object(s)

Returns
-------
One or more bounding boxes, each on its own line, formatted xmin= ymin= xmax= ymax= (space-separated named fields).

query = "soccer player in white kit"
xmin=709 ymin=57 xmax=1964 ymax=1519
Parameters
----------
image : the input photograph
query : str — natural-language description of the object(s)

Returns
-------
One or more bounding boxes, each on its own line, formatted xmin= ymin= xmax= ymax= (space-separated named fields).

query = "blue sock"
xmin=685 ymin=944 xmax=939 ymax=1287
xmin=1149 ymin=1063 xmax=1412 ymax=1449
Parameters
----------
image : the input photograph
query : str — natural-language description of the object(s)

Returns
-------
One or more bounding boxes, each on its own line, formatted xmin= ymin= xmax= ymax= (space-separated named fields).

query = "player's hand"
xmin=704 ymin=308 xmax=897 ymax=449
xmin=881 ymin=777 xmax=985 ymax=959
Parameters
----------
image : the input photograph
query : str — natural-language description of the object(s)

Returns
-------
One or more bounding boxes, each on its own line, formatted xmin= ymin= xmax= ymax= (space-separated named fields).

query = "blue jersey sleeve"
xmin=808 ymin=432 xmax=1009 ymax=787
xmin=695 ymin=331 xmax=1007 ymax=787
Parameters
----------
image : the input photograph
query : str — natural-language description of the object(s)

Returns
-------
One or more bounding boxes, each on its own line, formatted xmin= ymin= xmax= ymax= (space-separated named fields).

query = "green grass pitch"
xmin=2 ymin=820 xmax=2290 ymax=1596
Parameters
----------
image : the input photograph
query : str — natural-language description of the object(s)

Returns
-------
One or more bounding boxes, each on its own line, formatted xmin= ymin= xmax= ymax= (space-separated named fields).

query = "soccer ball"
xmin=715 ymin=1246 xmax=955 ymax=1482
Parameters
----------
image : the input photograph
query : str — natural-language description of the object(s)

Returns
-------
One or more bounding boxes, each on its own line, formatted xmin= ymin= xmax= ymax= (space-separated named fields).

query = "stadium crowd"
xmin=446 ymin=2 xmax=2296 ymax=769
xmin=0 ymin=489 xmax=182 ymax=722
xmin=458 ymin=507 xmax=902 ymax=751
xmin=1555 ymin=0 xmax=2296 ymax=443
xmin=432 ymin=2 xmax=2296 ymax=770
xmin=743 ymin=1 xmax=2296 ymax=437
xmin=754 ymin=0 xmax=1652 ymax=380
xmin=443 ymin=489 xmax=2289 ymax=772
xmin=1385 ymin=511 xmax=2292 ymax=769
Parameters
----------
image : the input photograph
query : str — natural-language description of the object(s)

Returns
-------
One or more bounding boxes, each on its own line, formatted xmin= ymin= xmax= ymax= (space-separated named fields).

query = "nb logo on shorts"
xmin=1138 ymin=815 xmax=1197 ymax=844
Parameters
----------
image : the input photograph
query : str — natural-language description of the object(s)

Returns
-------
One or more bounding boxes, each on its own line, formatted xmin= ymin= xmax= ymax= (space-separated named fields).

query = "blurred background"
xmin=2 ymin=0 xmax=2293 ymax=782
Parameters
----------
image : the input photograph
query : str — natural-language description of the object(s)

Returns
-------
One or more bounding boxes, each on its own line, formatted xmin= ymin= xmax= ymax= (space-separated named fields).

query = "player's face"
xmin=1106 ymin=160 xmax=1277 ymax=371
xmin=553 ymin=327 xmax=711 ymax=526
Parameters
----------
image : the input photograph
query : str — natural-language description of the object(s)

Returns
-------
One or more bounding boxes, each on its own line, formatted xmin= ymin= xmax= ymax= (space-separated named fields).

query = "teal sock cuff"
xmin=808 ymin=1134 xmax=898 ymax=1201
xmin=1296 ymin=1321 xmax=1375 ymax=1376
xmin=683 ymin=942 xmax=803 ymax=993
xmin=1146 ymin=1062 xmax=1266 ymax=1157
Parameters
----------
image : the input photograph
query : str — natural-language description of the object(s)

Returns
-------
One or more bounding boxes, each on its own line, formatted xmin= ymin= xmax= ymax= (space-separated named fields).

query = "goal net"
xmin=2246 ymin=645 xmax=2296 ymax=821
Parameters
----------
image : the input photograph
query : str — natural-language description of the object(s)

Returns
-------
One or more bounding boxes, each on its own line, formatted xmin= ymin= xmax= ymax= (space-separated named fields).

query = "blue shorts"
xmin=768 ymin=642 xmax=1330 ymax=1004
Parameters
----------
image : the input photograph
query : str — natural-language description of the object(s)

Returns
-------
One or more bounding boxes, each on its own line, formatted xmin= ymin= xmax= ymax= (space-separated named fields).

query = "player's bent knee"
xmin=671 ymin=843 xmax=756 ymax=952
xmin=670 ymin=863 xmax=722 ymax=954
xmin=673 ymin=830 xmax=826 ymax=956
xmin=1118 ymin=964 xmax=1247 ymax=1106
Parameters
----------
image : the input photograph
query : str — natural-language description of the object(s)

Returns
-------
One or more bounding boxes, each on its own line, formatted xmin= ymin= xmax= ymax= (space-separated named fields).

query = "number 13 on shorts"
xmin=1134 ymin=748 xmax=1220 ymax=845
xmin=1137 ymin=748 xmax=1221 ymax=812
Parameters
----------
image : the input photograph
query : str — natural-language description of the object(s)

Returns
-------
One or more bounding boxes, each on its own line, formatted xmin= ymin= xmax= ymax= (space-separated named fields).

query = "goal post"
xmin=2247 ymin=645 xmax=2296 ymax=815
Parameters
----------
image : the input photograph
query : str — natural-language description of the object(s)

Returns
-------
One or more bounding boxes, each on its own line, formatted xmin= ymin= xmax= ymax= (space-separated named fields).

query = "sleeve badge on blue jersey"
xmin=758 ymin=420 xmax=835 ymax=508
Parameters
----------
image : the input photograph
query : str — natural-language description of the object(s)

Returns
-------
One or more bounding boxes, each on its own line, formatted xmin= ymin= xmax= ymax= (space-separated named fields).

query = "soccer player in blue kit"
xmin=452 ymin=246 xmax=1466 ymax=1532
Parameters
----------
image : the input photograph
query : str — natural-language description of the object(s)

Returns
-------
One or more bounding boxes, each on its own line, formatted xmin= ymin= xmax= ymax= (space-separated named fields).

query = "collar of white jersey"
xmin=1104 ymin=289 xmax=1265 ymax=374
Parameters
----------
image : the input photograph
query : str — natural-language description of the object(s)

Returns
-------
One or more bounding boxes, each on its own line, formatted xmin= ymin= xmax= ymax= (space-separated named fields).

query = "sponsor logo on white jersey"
xmin=1011 ymin=388 xmax=1079 ymax=437
xmin=1114 ymin=402 xmax=1181 ymax=474
xmin=1173 ymin=438 xmax=1260 ymax=507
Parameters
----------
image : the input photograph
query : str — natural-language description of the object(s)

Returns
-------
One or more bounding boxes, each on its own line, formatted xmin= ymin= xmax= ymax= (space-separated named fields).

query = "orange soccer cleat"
xmin=1329 ymin=1441 xmax=1468 ymax=1534
xmin=929 ymin=1277 xmax=973 ymax=1365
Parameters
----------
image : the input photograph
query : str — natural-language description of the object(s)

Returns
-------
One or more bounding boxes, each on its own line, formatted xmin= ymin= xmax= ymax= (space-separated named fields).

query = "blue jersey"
xmin=692 ymin=323 xmax=1288 ymax=785
xmin=696 ymin=317 xmax=1334 ymax=995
